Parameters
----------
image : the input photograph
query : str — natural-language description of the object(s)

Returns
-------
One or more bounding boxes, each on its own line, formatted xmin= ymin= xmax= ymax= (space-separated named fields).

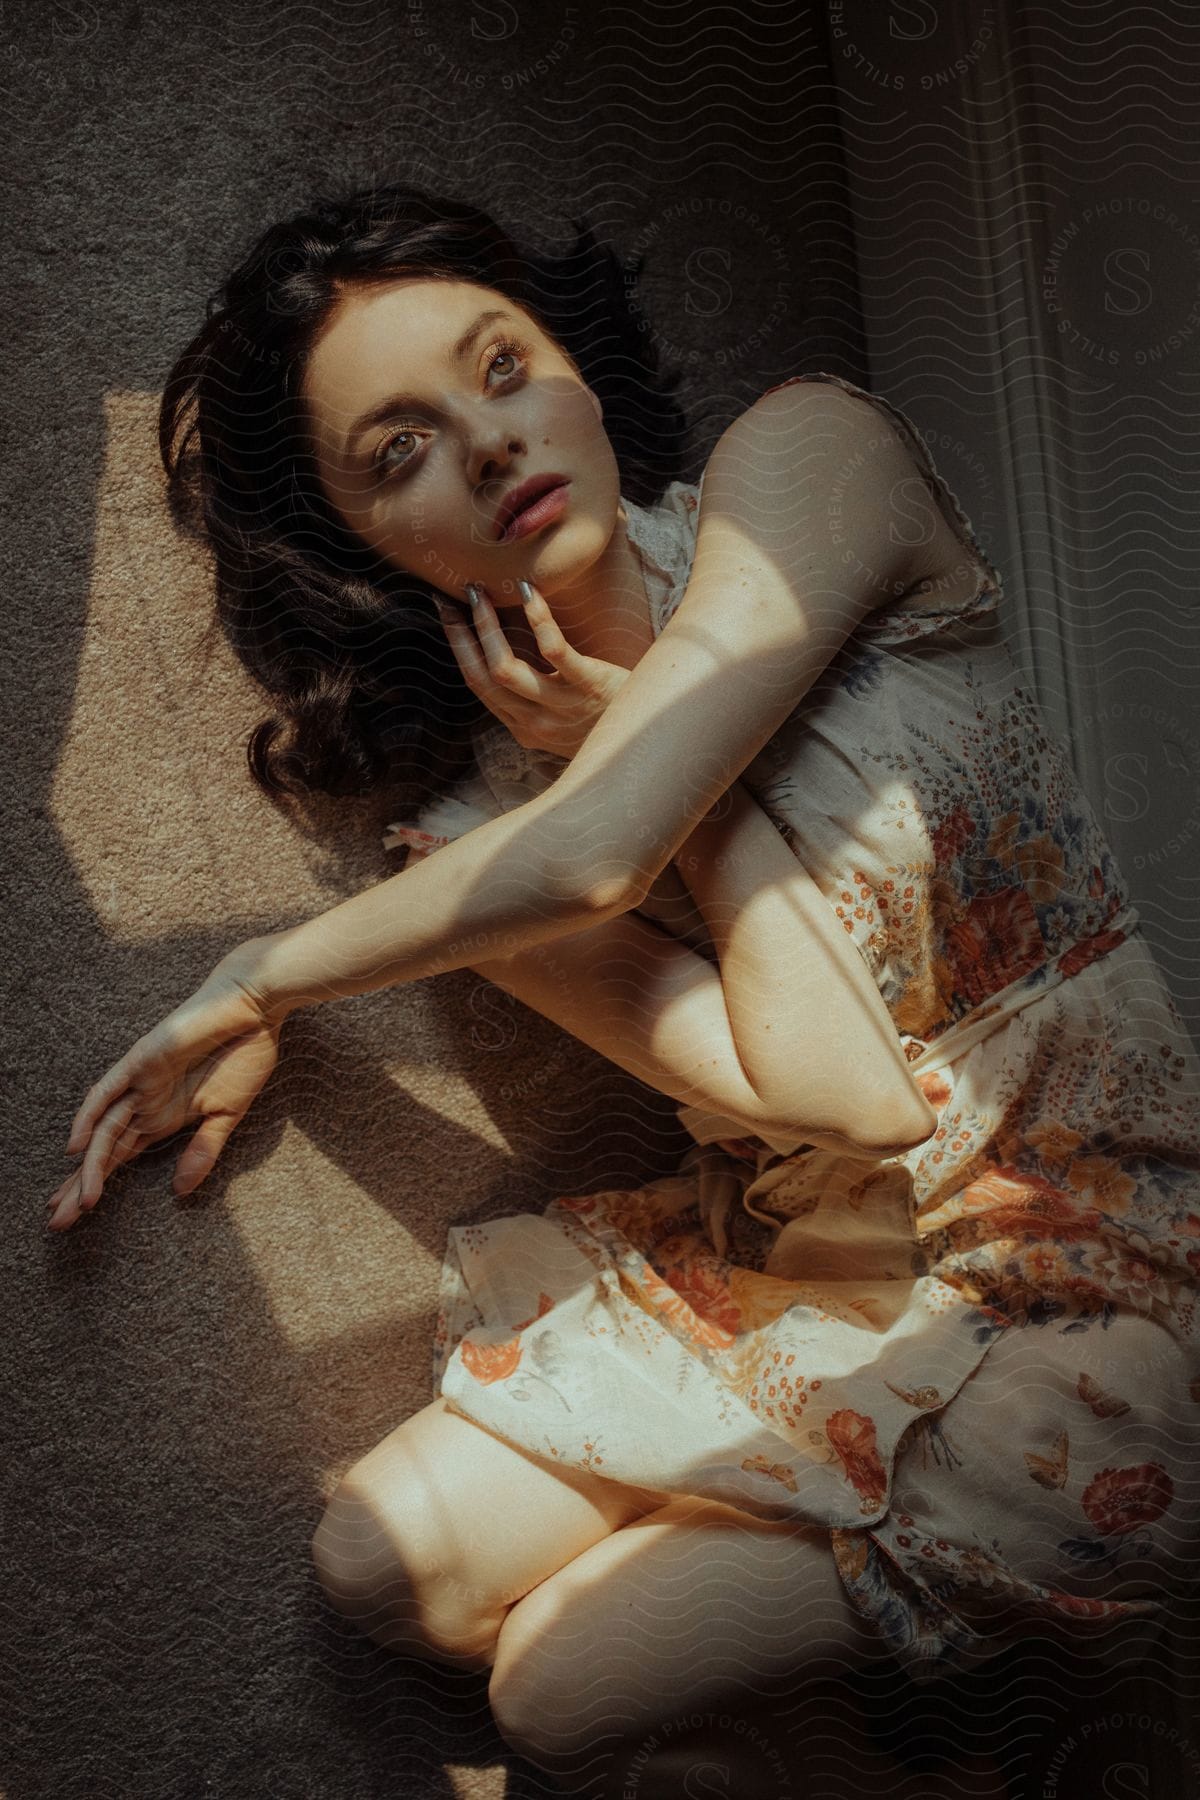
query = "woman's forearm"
xmin=669 ymin=780 xmax=937 ymax=1155
xmin=242 ymin=799 xmax=625 ymax=1019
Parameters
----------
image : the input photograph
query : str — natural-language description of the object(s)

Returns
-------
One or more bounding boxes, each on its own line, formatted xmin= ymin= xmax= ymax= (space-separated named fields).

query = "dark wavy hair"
xmin=158 ymin=181 xmax=695 ymax=822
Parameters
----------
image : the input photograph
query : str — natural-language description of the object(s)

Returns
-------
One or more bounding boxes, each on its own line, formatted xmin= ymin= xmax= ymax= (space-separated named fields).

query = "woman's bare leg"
xmin=311 ymin=1396 xmax=671 ymax=1670
xmin=486 ymin=1494 xmax=1010 ymax=1797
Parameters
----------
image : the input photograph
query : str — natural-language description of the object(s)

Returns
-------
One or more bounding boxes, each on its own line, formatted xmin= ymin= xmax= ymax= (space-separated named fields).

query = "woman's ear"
xmin=587 ymin=385 xmax=603 ymax=423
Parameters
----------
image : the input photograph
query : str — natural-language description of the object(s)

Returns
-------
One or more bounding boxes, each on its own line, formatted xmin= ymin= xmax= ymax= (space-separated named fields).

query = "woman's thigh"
xmin=488 ymin=1493 xmax=891 ymax=1776
xmin=311 ymin=1396 xmax=672 ymax=1667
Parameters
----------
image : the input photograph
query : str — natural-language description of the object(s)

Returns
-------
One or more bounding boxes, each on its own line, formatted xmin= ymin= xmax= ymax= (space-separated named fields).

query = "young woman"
xmin=46 ymin=184 xmax=1200 ymax=1796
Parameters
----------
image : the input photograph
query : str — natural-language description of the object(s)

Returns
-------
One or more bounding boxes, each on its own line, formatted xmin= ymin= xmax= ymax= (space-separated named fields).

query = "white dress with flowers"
xmin=383 ymin=373 xmax=1200 ymax=1685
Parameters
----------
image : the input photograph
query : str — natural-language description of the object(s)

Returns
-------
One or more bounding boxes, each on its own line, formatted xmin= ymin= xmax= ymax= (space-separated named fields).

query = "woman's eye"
xmin=373 ymin=427 xmax=419 ymax=479
xmin=372 ymin=338 xmax=530 ymax=481
xmin=486 ymin=335 xmax=531 ymax=382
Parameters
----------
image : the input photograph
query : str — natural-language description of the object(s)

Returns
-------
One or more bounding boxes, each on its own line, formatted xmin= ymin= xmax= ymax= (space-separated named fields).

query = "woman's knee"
xmin=310 ymin=1394 xmax=657 ymax=1671
xmin=311 ymin=1465 xmax=505 ymax=1671
xmin=487 ymin=1496 xmax=887 ymax=1768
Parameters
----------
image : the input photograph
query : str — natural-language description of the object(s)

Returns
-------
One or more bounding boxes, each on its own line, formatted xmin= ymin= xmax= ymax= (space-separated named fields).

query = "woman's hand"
xmin=45 ymin=943 xmax=287 ymax=1231
xmin=434 ymin=579 xmax=629 ymax=761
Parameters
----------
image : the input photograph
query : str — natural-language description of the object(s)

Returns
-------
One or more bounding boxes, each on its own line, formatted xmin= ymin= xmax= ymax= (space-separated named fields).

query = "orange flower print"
xmin=916 ymin=1071 xmax=952 ymax=1110
xmin=511 ymin=1291 xmax=557 ymax=1332
xmin=1090 ymin=1239 xmax=1176 ymax=1307
xmin=955 ymin=1544 xmax=1009 ymax=1592
xmin=662 ymin=1259 xmax=743 ymax=1337
xmin=930 ymin=873 xmax=965 ymax=928
xmin=638 ymin=1262 xmax=737 ymax=1351
xmin=944 ymin=888 xmax=1044 ymax=1005
xmin=728 ymin=1265 xmax=808 ymax=1330
xmin=1024 ymin=1119 xmax=1085 ymax=1167
xmin=956 ymin=1163 xmax=1073 ymax=1221
xmin=826 ymin=1409 xmax=889 ymax=1509
xmin=1024 ymin=1244 xmax=1068 ymax=1285
xmin=460 ymin=1336 xmax=523 ymax=1384
xmin=1066 ymin=1154 xmax=1137 ymax=1215
xmin=1057 ymin=928 xmax=1127 ymax=979
xmin=1060 ymin=1273 xmax=1111 ymax=1306
xmin=1081 ymin=1463 xmax=1174 ymax=1537
xmin=1048 ymin=1590 xmax=1128 ymax=1619
xmin=1014 ymin=832 xmax=1066 ymax=905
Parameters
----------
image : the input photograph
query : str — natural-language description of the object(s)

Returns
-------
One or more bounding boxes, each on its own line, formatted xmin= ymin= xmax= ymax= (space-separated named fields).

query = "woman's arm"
xmin=248 ymin=380 xmax=934 ymax=1019
xmin=663 ymin=778 xmax=936 ymax=1151
xmin=406 ymin=846 xmax=787 ymax=1146
xmin=403 ymin=768 xmax=934 ymax=1158
xmin=245 ymin=816 xmax=617 ymax=1018
xmin=466 ymin=895 xmax=924 ymax=1163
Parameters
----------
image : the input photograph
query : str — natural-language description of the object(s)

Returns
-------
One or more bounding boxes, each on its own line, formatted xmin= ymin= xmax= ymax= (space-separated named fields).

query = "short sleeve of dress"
xmin=382 ymin=721 xmax=568 ymax=859
xmin=760 ymin=371 xmax=1004 ymax=648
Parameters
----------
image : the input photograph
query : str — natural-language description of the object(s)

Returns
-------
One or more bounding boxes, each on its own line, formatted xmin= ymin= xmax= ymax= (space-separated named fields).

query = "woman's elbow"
xmin=575 ymin=870 xmax=647 ymax=920
xmin=846 ymin=1092 xmax=940 ymax=1160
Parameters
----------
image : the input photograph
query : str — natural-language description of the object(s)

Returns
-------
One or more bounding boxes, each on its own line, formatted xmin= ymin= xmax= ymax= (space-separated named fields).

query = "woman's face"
xmin=301 ymin=276 xmax=621 ymax=609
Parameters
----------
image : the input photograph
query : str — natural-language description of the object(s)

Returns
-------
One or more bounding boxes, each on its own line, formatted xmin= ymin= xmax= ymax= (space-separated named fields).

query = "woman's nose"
xmin=471 ymin=435 xmax=523 ymax=488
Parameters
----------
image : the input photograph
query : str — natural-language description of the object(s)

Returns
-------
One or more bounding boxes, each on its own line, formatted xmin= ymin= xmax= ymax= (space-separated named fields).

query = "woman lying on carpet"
xmin=47 ymin=183 xmax=1200 ymax=1799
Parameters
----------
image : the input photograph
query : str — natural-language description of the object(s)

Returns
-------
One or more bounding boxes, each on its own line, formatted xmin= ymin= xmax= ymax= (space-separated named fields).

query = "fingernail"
xmin=518 ymin=580 xmax=535 ymax=606
xmin=465 ymin=583 xmax=483 ymax=608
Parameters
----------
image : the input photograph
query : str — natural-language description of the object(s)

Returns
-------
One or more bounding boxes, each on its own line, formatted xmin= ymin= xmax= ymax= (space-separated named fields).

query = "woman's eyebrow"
xmin=341 ymin=307 xmax=514 ymax=458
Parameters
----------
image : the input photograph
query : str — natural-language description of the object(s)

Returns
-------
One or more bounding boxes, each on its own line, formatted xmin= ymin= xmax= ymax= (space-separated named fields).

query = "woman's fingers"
xmin=46 ymin=1170 xmax=85 ymax=1230
xmin=46 ymin=1167 xmax=80 ymax=1225
xmin=437 ymin=582 xmax=581 ymax=703
xmin=47 ymin=1098 xmax=226 ymax=1229
xmin=173 ymin=1113 xmax=239 ymax=1196
xmin=434 ymin=586 xmax=545 ymax=735
xmin=50 ymin=967 xmax=283 ymax=1233
xmin=78 ymin=1094 xmax=138 ymax=1206
xmin=464 ymin=585 xmax=543 ymax=699
xmin=434 ymin=595 xmax=492 ymax=694
xmin=517 ymin=580 xmax=585 ymax=681
xmin=47 ymin=1110 xmax=142 ymax=1227
xmin=433 ymin=579 xmax=616 ymax=758
xmin=66 ymin=1046 xmax=141 ymax=1154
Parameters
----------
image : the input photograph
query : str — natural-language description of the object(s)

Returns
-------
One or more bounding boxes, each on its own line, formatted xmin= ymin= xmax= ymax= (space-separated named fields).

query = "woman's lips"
xmin=499 ymin=481 xmax=571 ymax=543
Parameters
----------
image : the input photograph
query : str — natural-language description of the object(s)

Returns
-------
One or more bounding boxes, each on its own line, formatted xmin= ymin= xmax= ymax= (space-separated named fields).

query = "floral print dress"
xmin=383 ymin=372 xmax=1200 ymax=1686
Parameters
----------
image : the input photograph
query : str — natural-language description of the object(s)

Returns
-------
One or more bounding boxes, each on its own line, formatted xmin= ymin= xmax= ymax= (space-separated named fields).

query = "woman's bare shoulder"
xmin=691 ymin=376 xmax=945 ymax=616
xmin=708 ymin=374 xmax=986 ymax=610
